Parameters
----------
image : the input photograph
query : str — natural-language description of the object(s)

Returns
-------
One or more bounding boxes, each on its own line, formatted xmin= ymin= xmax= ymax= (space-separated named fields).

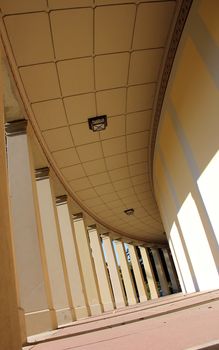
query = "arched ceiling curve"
xmin=0 ymin=0 xmax=179 ymax=243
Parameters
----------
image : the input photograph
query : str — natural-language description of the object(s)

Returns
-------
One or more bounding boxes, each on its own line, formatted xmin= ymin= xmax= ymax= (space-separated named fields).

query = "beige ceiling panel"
xmin=99 ymin=209 xmax=115 ymax=218
xmin=134 ymin=183 xmax=150 ymax=194
xmin=84 ymin=197 xmax=104 ymax=207
xmin=131 ymin=174 xmax=148 ymax=186
xmin=92 ymin=204 xmax=109 ymax=213
xmin=127 ymin=83 xmax=156 ymax=113
xmin=69 ymin=177 xmax=91 ymax=191
xmin=122 ymin=195 xmax=140 ymax=207
xmin=19 ymin=63 xmax=60 ymax=102
xmin=61 ymin=164 xmax=85 ymax=181
xmin=133 ymin=1 xmax=175 ymax=49
xmin=100 ymin=115 xmax=125 ymax=140
xmin=102 ymin=136 xmax=126 ymax=157
xmin=95 ymin=183 xmax=114 ymax=195
xmin=95 ymin=53 xmax=129 ymax=90
xmin=113 ymin=178 xmax=132 ymax=191
xmin=43 ymin=127 xmax=73 ymax=152
xmin=50 ymin=8 xmax=93 ymax=60
xmin=95 ymin=5 xmax=135 ymax=54
xmin=77 ymin=188 xmax=98 ymax=200
xmin=127 ymin=131 xmax=149 ymax=151
xmin=105 ymin=153 xmax=127 ymax=170
xmin=64 ymin=93 xmax=96 ymax=125
xmin=129 ymin=162 xmax=147 ymax=176
xmin=109 ymin=166 xmax=129 ymax=181
xmin=107 ymin=199 xmax=124 ymax=209
xmin=48 ymin=0 xmax=93 ymax=9
xmin=129 ymin=48 xmax=164 ymax=85
xmin=83 ymin=159 xmax=106 ymax=176
xmin=95 ymin=0 xmax=134 ymax=4
xmin=57 ymin=58 xmax=94 ymax=96
xmin=117 ymin=187 xmax=135 ymax=199
xmin=5 ymin=13 xmax=53 ymax=66
xmin=89 ymin=172 xmax=110 ymax=186
xmin=128 ymin=148 xmax=148 ymax=165
xmin=52 ymin=147 xmax=80 ymax=168
xmin=126 ymin=110 xmax=151 ymax=134
xmin=0 ymin=0 xmax=47 ymax=14
xmin=101 ymin=193 xmax=119 ymax=203
xmin=70 ymin=123 xmax=99 ymax=146
xmin=137 ymin=192 xmax=149 ymax=201
xmin=32 ymin=99 xmax=67 ymax=131
xmin=96 ymin=88 xmax=126 ymax=117
xmin=77 ymin=142 xmax=103 ymax=162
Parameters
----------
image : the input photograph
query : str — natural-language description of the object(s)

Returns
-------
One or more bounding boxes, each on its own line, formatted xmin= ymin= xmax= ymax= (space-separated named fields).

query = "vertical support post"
xmin=163 ymin=248 xmax=180 ymax=292
xmin=151 ymin=248 xmax=170 ymax=296
xmin=139 ymin=246 xmax=159 ymax=299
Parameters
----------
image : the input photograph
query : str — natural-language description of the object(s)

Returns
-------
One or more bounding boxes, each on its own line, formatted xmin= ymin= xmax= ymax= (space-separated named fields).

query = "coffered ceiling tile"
xmin=95 ymin=183 xmax=114 ymax=195
xmin=105 ymin=153 xmax=127 ymax=170
xmin=89 ymin=172 xmax=110 ymax=186
xmin=70 ymin=177 xmax=91 ymax=191
xmin=70 ymin=123 xmax=99 ymax=146
xmin=61 ymin=164 xmax=85 ymax=181
xmin=19 ymin=63 xmax=60 ymax=102
xmin=122 ymin=195 xmax=140 ymax=207
xmin=83 ymin=159 xmax=106 ymax=176
xmin=129 ymin=48 xmax=164 ymax=85
xmin=101 ymin=193 xmax=119 ymax=203
xmin=5 ymin=13 xmax=53 ymax=66
xmin=96 ymin=0 xmax=134 ymax=4
xmin=48 ymin=0 xmax=93 ymax=8
xmin=57 ymin=58 xmax=94 ymax=96
xmin=95 ymin=4 xmax=135 ymax=54
xmin=134 ymin=183 xmax=150 ymax=194
xmin=50 ymin=8 xmax=93 ymax=60
xmin=133 ymin=1 xmax=175 ymax=50
xmin=107 ymin=199 xmax=124 ymax=209
xmin=0 ymin=0 xmax=47 ymax=14
xmin=100 ymin=115 xmax=125 ymax=140
xmin=102 ymin=136 xmax=126 ymax=157
xmin=95 ymin=53 xmax=129 ymax=90
xmin=137 ymin=192 xmax=148 ymax=201
xmin=92 ymin=204 xmax=109 ymax=213
xmin=117 ymin=187 xmax=135 ymax=199
xmin=64 ymin=93 xmax=96 ymax=125
xmin=127 ymin=83 xmax=156 ymax=113
xmin=52 ymin=147 xmax=80 ymax=168
xmin=77 ymin=188 xmax=98 ymax=200
xmin=77 ymin=142 xmax=103 ymax=162
xmin=99 ymin=209 xmax=115 ymax=218
xmin=126 ymin=110 xmax=151 ymax=134
xmin=129 ymin=162 xmax=147 ymax=176
xmin=128 ymin=148 xmax=148 ymax=165
xmin=109 ymin=166 xmax=129 ymax=181
xmin=84 ymin=197 xmax=104 ymax=208
xmin=96 ymin=88 xmax=126 ymax=117
xmin=43 ymin=127 xmax=73 ymax=152
xmin=113 ymin=178 xmax=132 ymax=191
xmin=127 ymin=131 xmax=149 ymax=151
xmin=32 ymin=99 xmax=67 ymax=131
xmin=131 ymin=175 xmax=147 ymax=186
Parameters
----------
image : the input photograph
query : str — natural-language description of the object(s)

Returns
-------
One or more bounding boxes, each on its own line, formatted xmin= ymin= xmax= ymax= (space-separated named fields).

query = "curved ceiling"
xmin=0 ymin=0 xmax=178 ymax=243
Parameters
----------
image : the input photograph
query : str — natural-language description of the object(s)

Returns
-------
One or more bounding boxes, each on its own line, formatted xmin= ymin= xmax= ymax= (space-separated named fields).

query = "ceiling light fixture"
xmin=88 ymin=115 xmax=107 ymax=132
xmin=124 ymin=208 xmax=134 ymax=216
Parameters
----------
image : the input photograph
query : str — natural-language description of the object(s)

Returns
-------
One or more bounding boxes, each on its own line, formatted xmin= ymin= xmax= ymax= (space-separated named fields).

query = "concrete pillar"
xmin=73 ymin=214 xmax=103 ymax=316
xmin=162 ymin=248 xmax=180 ymax=293
xmin=88 ymin=226 xmax=115 ymax=312
xmin=36 ymin=168 xmax=73 ymax=325
xmin=151 ymin=248 xmax=170 ymax=296
xmin=128 ymin=245 xmax=148 ymax=302
xmin=6 ymin=120 xmax=54 ymax=336
xmin=114 ymin=241 xmax=137 ymax=305
xmin=139 ymin=246 xmax=159 ymax=299
xmin=102 ymin=236 xmax=127 ymax=308
xmin=56 ymin=196 xmax=89 ymax=319
xmin=0 ymin=117 xmax=23 ymax=347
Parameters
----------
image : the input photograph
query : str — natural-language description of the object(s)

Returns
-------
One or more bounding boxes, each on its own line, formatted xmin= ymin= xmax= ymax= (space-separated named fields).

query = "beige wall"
xmin=154 ymin=0 xmax=219 ymax=293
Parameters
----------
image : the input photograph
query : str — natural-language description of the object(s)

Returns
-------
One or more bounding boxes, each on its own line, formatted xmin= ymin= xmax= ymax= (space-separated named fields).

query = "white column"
xmin=128 ymin=245 xmax=148 ymax=302
xmin=162 ymin=248 xmax=180 ymax=292
xmin=151 ymin=248 xmax=170 ymax=296
xmin=88 ymin=226 xmax=115 ymax=312
xmin=114 ymin=241 xmax=137 ymax=305
xmin=102 ymin=236 xmax=127 ymax=308
xmin=73 ymin=215 xmax=103 ymax=316
xmin=36 ymin=168 xmax=73 ymax=325
xmin=56 ymin=196 xmax=89 ymax=319
xmin=6 ymin=120 xmax=54 ymax=336
xmin=139 ymin=246 xmax=159 ymax=299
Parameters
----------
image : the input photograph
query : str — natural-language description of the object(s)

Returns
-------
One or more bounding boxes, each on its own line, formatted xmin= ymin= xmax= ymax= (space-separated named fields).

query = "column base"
xmin=18 ymin=307 xmax=27 ymax=345
xmin=139 ymin=295 xmax=148 ymax=303
xmin=115 ymin=300 xmax=127 ymax=309
xmin=56 ymin=308 xmax=73 ymax=326
xmin=89 ymin=303 xmax=103 ymax=316
xmin=75 ymin=305 xmax=89 ymax=319
xmin=25 ymin=309 xmax=53 ymax=336
xmin=127 ymin=298 xmax=137 ymax=306
xmin=102 ymin=301 xmax=115 ymax=312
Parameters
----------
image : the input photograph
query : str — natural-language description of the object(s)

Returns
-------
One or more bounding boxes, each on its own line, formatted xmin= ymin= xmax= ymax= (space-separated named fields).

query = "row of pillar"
xmin=4 ymin=119 xmax=180 ymax=344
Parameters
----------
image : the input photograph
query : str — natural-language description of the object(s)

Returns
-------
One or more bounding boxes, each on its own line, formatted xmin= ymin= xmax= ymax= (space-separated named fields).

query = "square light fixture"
xmin=88 ymin=115 xmax=107 ymax=132
xmin=124 ymin=208 xmax=134 ymax=216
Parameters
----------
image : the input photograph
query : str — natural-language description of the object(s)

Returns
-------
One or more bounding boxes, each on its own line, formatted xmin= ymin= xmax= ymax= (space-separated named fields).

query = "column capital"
xmin=72 ymin=212 xmax=83 ymax=222
xmin=5 ymin=119 xmax=27 ymax=136
xmin=87 ymin=224 xmax=97 ymax=232
xmin=56 ymin=195 xmax=68 ymax=206
xmin=35 ymin=167 xmax=50 ymax=181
